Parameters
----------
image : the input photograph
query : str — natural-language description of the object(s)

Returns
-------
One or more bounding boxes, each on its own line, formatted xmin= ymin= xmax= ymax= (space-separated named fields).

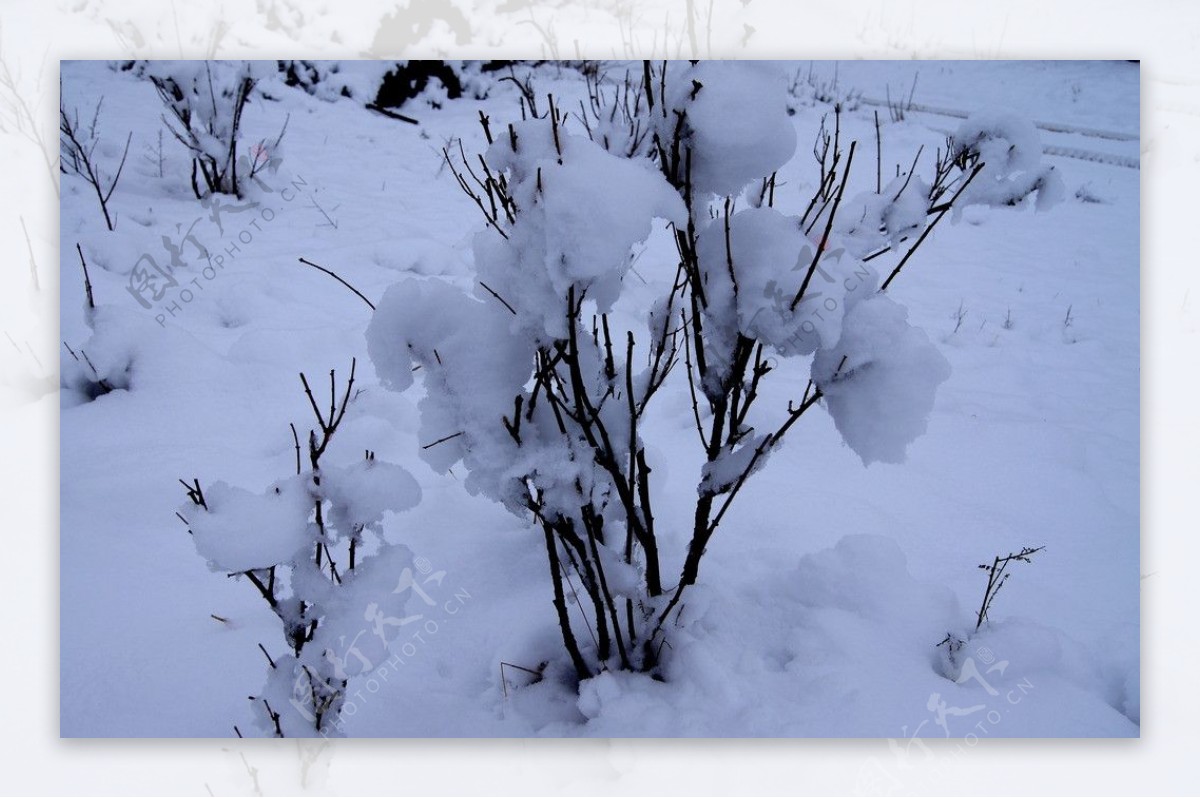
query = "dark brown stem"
xmin=297 ymin=257 xmax=375 ymax=310
xmin=542 ymin=520 xmax=590 ymax=681
xmin=289 ymin=423 xmax=301 ymax=475
xmin=76 ymin=244 xmax=94 ymax=309
xmin=792 ymin=141 xmax=857 ymax=311
xmin=880 ymin=162 xmax=984 ymax=292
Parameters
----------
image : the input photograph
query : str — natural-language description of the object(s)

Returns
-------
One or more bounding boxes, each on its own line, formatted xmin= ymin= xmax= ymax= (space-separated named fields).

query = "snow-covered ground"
xmin=59 ymin=59 xmax=1139 ymax=738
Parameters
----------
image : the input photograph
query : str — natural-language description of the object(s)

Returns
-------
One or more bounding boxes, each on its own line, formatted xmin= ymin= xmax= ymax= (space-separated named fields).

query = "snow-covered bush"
xmin=368 ymin=61 xmax=1061 ymax=682
xmin=60 ymin=306 xmax=133 ymax=403
xmin=950 ymin=111 xmax=1065 ymax=210
xmin=937 ymin=544 xmax=1046 ymax=677
xmin=141 ymin=60 xmax=277 ymax=198
xmin=785 ymin=62 xmax=863 ymax=113
xmin=178 ymin=360 xmax=425 ymax=737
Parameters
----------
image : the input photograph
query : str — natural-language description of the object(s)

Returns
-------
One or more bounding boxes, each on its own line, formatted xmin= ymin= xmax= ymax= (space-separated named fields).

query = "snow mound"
xmin=545 ymin=535 xmax=1136 ymax=737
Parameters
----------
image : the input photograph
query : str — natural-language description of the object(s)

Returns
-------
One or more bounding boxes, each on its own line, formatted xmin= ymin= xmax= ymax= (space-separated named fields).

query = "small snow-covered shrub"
xmin=937 ymin=544 xmax=1045 ymax=677
xmin=885 ymin=73 xmax=919 ymax=122
xmin=973 ymin=545 xmax=1045 ymax=631
xmin=369 ymin=61 xmax=1062 ymax=682
xmin=178 ymin=360 xmax=424 ymax=737
xmin=59 ymin=97 xmax=132 ymax=231
xmin=61 ymin=338 xmax=130 ymax=401
xmin=60 ymin=299 xmax=138 ymax=405
xmin=141 ymin=60 xmax=278 ymax=198
xmin=950 ymin=111 xmax=1065 ymax=210
xmin=786 ymin=62 xmax=863 ymax=112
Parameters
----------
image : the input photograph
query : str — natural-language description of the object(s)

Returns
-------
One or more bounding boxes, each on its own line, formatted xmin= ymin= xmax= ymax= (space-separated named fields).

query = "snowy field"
xmin=59 ymin=59 xmax=1139 ymax=739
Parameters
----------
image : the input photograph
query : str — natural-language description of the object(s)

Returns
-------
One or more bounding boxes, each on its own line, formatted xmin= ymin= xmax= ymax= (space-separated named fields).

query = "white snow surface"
xmin=60 ymin=60 xmax=1139 ymax=738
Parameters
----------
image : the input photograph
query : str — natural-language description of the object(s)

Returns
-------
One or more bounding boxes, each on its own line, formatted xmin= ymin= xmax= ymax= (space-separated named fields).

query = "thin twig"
xmin=76 ymin=243 xmax=94 ymax=309
xmin=422 ymin=430 xmax=464 ymax=450
xmin=365 ymin=103 xmax=419 ymax=125
xmin=874 ymin=110 xmax=882 ymax=194
xmin=792 ymin=141 xmax=857 ymax=310
xmin=478 ymin=280 xmax=517 ymax=315
xmin=289 ymin=423 xmax=301 ymax=475
xmin=296 ymin=257 xmax=375 ymax=310
xmin=257 ymin=642 xmax=277 ymax=669
xmin=880 ymin=162 xmax=984 ymax=292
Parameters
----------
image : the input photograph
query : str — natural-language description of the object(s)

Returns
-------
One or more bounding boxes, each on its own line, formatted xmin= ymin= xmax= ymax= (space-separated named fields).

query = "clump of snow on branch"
xmin=321 ymin=459 xmax=421 ymax=531
xmin=837 ymin=173 xmax=932 ymax=258
xmin=366 ymin=277 xmax=534 ymax=497
xmin=657 ymin=61 xmax=798 ymax=197
xmin=952 ymin=110 xmax=1065 ymax=211
xmin=475 ymin=119 xmax=685 ymax=341
xmin=188 ymin=478 xmax=313 ymax=573
xmin=812 ymin=293 xmax=951 ymax=465
xmin=694 ymin=207 xmax=883 ymax=387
